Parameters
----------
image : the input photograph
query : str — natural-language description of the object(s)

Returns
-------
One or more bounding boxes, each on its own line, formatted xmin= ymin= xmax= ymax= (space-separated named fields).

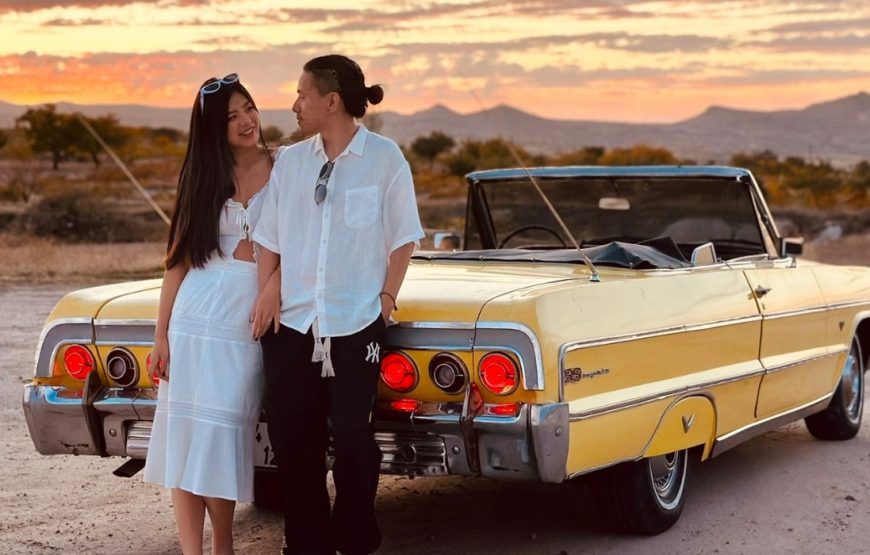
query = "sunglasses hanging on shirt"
xmin=315 ymin=161 xmax=335 ymax=206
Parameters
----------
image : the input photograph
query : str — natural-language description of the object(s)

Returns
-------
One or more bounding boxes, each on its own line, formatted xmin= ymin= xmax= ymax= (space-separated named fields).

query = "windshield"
xmin=465 ymin=176 xmax=766 ymax=259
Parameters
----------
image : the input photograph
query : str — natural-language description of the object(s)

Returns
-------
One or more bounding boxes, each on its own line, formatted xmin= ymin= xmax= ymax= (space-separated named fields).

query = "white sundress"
xmin=143 ymin=188 xmax=267 ymax=502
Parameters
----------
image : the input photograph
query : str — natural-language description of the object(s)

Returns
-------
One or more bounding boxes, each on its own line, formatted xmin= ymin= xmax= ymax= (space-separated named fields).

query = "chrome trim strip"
xmin=763 ymin=306 xmax=829 ymax=320
xmin=95 ymin=340 xmax=155 ymax=347
xmin=476 ymin=322 xmax=545 ymax=391
xmin=567 ymin=455 xmax=641 ymax=479
xmin=567 ymin=346 xmax=843 ymax=420
xmin=827 ymin=299 xmax=870 ymax=311
xmin=386 ymin=324 xmax=475 ymax=353
xmin=567 ymin=390 xmax=834 ymax=478
xmin=398 ymin=321 xmax=475 ymax=330
xmin=93 ymin=318 xmax=157 ymax=327
xmin=560 ymin=314 xmax=761 ymax=355
xmin=762 ymin=349 xmax=845 ymax=375
xmin=568 ymin=366 xmax=766 ymax=421
xmin=558 ymin=314 xmax=762 ymax=402
xmin=94 ymin=322 xmax=156 ymax=344
xmin=569 ymin=391 xmax=681 ymax=421
xmin=386 ymin=344 xmax=472 ymax=352
xmin=35 ymin=318 xmax=94 ymax=378
xmin=711 ymin=393 xmax=832 ymax=457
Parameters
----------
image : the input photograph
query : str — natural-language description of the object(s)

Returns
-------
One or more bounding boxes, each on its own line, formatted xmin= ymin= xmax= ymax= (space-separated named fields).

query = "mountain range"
xmin=2 ymin=92 xmax=869 ymax=166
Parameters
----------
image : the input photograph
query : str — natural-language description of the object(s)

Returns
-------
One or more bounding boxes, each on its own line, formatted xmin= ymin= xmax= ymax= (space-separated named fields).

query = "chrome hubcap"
xmin=841 ymin=342 xmax=864 ymax=424
xmin=648 ymin=450 xmax=686 ymax=510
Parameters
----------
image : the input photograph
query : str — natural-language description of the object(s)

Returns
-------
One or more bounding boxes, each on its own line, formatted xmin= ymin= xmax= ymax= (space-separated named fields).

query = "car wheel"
xmin=591 ymin=448 xmax=690 ymax=535
xmin=805 ymin=338 xmax=865 ymax=441
xmin=253 ymin=469 xmax=282 ymax=510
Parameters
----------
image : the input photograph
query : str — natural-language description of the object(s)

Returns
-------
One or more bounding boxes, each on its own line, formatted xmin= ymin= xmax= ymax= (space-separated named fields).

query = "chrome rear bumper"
xmin=23 ymin=377 xmax=157 ymax=458
xmin=23 ymin=382 xmax=569 ymax=482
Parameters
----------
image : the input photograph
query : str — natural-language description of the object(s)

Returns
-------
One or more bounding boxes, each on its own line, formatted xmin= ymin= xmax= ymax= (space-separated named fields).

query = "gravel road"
xmin=2 ymin=283 xmax=870 ymax=554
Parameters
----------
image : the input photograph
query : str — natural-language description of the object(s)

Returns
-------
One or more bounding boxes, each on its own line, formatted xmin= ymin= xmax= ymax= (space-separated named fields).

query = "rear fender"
xmin=643 ymin=396 xmax=717 ymax=461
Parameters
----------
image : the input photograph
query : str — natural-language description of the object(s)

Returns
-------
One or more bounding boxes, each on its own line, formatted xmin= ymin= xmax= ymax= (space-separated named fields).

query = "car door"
xmin=745 ymin=260 xmax=835 ymax=418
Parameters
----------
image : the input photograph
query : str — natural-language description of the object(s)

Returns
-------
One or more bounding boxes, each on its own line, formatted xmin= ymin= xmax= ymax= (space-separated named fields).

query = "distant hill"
xmin=2 ymin=92 xmax=869 ymax=166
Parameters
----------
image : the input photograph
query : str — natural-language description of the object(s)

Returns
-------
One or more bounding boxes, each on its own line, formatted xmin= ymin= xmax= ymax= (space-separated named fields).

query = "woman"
xmin=143 ymin=73 xmax=279 ymax=555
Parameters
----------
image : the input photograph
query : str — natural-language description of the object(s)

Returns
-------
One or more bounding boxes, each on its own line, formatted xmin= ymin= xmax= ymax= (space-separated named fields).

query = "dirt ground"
xmin=3 ymin=280 xmax=870 ymax=555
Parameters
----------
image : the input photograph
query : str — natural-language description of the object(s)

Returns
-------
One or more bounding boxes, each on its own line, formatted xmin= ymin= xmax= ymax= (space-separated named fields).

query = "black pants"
xmin=262 ymin=317 xmax=385 ymax=555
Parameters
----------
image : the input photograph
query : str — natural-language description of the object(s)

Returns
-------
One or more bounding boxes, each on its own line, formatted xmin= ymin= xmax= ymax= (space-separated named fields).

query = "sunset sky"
xmin=1 ymin=0 xmax=868 ymax=122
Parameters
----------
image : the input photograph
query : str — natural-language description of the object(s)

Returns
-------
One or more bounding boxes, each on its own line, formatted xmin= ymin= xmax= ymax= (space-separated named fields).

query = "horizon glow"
xmin=0 ymin=0 xmax=868 ymax=123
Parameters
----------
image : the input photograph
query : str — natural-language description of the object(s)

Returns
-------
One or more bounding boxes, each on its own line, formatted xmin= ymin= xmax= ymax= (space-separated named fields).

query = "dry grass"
xmin=0 ymin=233 xmax=164 ymax=283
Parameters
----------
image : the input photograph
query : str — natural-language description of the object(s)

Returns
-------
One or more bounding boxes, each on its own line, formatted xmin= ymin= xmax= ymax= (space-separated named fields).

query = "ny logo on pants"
xmin=365 ymin=341 xmax=381 ymax=363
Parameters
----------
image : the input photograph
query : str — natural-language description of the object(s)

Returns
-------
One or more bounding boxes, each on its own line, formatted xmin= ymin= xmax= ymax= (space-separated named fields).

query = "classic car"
xmin=23 ymin=166 xmax=870 ymax=534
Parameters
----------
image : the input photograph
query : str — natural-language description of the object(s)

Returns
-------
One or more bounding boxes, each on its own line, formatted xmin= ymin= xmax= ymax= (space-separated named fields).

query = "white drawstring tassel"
xmin=320 ymin=336 xmax=334 ymax=378
xmin=311 ymin=319 xmax=335 ymax=377
xmin=311 ymin=319 xmax=325 ymax=362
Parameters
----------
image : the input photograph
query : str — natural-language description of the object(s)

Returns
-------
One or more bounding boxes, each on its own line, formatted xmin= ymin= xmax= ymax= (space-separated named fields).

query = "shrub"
xmin=15 ymin=190 xmax=145 ymax=243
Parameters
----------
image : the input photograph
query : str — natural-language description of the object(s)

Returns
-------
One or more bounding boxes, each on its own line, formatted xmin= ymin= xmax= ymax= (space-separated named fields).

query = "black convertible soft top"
xmin=414 ymin=237 xmax=692 ymax=270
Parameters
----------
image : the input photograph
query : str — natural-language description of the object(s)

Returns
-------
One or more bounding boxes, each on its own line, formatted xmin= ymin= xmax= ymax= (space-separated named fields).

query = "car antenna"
xmin=458 ymin=76 xmax=601 ymax=282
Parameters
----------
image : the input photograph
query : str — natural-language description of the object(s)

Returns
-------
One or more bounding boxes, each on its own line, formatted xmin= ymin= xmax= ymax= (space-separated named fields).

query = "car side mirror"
xmin=434 ymin=232 xmax=462 ymax=251
xmin=690 ymin=242 xmax=718 ymax=266
xmin=780 ymin=237 xmax=804 ymax=257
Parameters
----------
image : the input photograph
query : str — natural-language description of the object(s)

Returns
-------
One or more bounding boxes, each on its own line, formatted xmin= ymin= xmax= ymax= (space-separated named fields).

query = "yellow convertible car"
xmin=23 ymin=166 xmax=870 ymax=534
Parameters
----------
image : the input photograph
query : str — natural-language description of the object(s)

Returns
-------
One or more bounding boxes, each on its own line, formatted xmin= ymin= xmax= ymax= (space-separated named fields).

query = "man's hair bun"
xmin=366 ymin=85 xmax=384 ymax=105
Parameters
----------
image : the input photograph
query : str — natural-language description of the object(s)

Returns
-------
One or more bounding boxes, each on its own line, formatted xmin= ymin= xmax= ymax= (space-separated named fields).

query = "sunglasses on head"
xmin=314 ymin=161 xmax=335 ymax=206
xmin=199 ymin=73 xmax=239 ymax=112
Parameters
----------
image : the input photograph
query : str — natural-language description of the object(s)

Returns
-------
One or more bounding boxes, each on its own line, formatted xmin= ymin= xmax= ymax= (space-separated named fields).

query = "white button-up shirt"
xmin=252 ymin=125 xmax=424 ymax=338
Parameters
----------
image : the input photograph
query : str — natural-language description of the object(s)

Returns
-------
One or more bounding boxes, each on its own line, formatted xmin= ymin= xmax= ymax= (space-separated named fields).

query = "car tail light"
xmin=487 ymin=402 xmax=520 ymax=417
xmin=380 ymin=352 xmax=418 ymax=392
xmin=429 ymin=353 xmax=467 ymax=394
xmin=146 ymin=354 xmax=159 ymax=387
xmin=390 ymin=399 xmax=420 ymax=412
xmin=106 ymin=348 xmax=139 ymax=388
xmin=478 ymin=352 xmax=519 ymax=395
xmin=64 ymin=345 xmax=95 ymax=381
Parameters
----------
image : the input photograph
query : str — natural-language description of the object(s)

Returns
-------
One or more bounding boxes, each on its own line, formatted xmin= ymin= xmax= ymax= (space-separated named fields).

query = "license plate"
xmin=254 ymin=422 xmax=277 ymax=468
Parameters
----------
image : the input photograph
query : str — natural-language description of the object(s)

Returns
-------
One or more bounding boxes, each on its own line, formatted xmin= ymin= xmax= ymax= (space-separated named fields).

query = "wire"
xmin=77 ymin=116 xmax=171 ymax=226
xmin=454 ymin=69 xmax=600 ymax=281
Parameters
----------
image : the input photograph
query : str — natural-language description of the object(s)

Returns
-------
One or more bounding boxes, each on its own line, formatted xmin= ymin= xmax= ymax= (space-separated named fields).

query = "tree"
xmin=4 ymin=135 xmax=39 ymax=202
xmin=146 ymin=127 xmax=184 ymax=143
xmin=599 ymin=145 xmax=678 ymax=165
xmin=16 ymin=104 xmax=79 ymax=170
xmin=847 ymin=160 xmax=870 ymax=206
xmin=730 ymin=150 xmax=782 ymax=176
xmin=411 ymin=131 xmax=456 ymax=169
xmin=553 ymin=146 xmax=605 ymax=166
xmin=73 ymin=114 xmax=130 ymax=167
xmin=730 ymin=150 xmax=787 ymax=201
xmin=783 ymin=160 xmax=843 ymax=208
xmin=0 ymin=129 xmax=7 ymax=150
xmin=262 ymin=125 xmax=284 ymax=144
xmin=441 ymin=137 xmax=542 ymax=181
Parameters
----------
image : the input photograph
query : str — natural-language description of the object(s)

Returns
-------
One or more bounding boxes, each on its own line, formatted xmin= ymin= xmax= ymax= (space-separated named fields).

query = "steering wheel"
xmin=498 ymin=224 xmax=568 ymax=249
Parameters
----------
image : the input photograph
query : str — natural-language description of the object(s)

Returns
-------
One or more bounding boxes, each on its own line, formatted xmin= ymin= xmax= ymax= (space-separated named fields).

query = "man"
xmin=252 ymin=55 xmax=424 ymax=555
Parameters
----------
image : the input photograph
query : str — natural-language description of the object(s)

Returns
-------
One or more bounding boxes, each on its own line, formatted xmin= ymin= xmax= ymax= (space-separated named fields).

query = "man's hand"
xmin=379 ymin=291 xmax=396 ymax=324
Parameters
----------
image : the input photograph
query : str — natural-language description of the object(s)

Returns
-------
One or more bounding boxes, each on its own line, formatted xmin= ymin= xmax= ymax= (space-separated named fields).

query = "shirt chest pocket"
xmin=344 ymin=186 xmax=379 ymax=229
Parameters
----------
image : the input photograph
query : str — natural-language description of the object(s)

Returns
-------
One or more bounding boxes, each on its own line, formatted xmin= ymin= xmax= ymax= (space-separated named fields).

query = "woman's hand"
xmin=149 ymin=336 xmax=170 ymax=382
xmin=251 ymin=277 xmax=281 ymax=340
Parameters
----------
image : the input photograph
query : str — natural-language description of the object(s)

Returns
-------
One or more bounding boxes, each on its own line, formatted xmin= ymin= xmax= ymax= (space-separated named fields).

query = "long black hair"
xmin=303 ymin=54 xmax=384 ymax=118
xmin=166 ymin=76 xmax=266 ymax=269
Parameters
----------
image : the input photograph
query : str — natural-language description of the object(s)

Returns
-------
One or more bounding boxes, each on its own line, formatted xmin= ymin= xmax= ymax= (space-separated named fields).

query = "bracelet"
xmin=379 ymin=291 xmax=398 ymax=310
